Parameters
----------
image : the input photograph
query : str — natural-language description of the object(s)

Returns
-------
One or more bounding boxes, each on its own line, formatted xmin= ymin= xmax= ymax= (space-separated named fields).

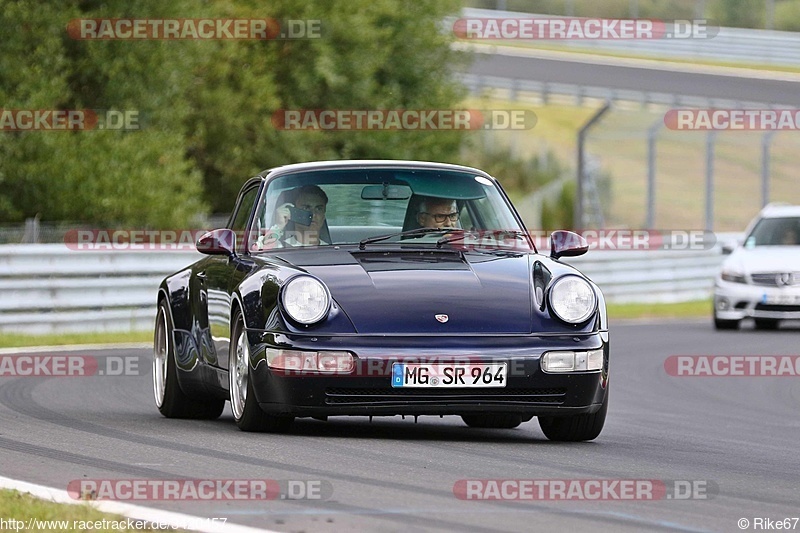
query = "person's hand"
xmin=273 ymin=203 xmax=293 ymax=230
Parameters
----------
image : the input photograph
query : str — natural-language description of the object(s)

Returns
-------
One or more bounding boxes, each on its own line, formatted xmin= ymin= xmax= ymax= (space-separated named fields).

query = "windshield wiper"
xmin=358 ymin=227 xmax=453 ymax=250
xmin=435 ymin=229 xmax=530 ymax=248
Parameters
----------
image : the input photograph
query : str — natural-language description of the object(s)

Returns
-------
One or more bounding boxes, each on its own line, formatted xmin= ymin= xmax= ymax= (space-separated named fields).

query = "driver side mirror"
xmin=720 ymin=241 xmax=736 ymax=255
xmin=196 ymin=228 xmax=236 ymax=256
xmin=550 ymin=230 xmax=589 ymax=260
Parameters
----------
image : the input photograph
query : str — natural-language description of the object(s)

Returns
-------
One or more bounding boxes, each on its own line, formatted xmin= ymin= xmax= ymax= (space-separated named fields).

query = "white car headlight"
xmin=548 ymin=275 xmax=597 ymax=324
xmin=720 ymin=269 xmax=747 ymax=284
xmin=281 ymin=276 xmax=331 ymax=325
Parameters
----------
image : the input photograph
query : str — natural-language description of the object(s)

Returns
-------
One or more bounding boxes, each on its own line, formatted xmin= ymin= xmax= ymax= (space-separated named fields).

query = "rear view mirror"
xmin=361 ymin=184 xmax=412 ymax=200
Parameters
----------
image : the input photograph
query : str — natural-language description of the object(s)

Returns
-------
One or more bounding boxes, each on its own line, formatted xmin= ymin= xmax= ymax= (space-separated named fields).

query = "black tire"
xmin=538 ymin=391 xmax=608 ymax=442
xmin=229 ymin=311 xmax=294 ymax=432
xmin=461 ymin=413 xmax=527 ymax=429
xmin=754 ymin=318 xmax=780 ymax=330
xmin=713 ymin=309 xmax=739 ymax=330
xmin=153 ymin=301 xmax=225 ymax=420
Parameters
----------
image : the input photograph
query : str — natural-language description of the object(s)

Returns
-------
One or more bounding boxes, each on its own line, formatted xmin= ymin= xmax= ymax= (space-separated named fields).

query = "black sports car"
xmin=153 ymin=160 xmax=609 ymax=441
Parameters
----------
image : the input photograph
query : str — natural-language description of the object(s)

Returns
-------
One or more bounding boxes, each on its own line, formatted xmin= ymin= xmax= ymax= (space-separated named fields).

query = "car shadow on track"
xmin=203 ymin=414 xmax=602 ymax=445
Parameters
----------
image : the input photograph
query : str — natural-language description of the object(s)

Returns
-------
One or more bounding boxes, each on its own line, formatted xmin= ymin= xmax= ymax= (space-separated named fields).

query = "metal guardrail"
xmin=460 ymin=8 xmax=800 ymax=67
xmin=458 ymin=72 xmax=774 ymax=109
xmin=0 ymin=245 xmax=200 ymax=334
xmin=566 ymin=249 xmax=724 ymax=304
xmin=0 ymin=244 xmax=727 ymax=334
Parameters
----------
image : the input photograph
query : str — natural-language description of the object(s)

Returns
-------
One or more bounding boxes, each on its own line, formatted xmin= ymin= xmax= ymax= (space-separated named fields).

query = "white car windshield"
xmin=746 ymin=217 xmax=800 ymax=247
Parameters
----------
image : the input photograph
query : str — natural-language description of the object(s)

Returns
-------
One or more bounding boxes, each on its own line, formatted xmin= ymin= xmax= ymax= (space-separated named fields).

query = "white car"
xmin=714 ymin=203 xmax=800 ymax=330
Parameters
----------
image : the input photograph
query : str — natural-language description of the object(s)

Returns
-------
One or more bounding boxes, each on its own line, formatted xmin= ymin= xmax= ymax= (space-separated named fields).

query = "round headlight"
xmin=548 ymin=275 xmax=597 ymax=324
xmin=281 ymin=276 xmax=331 ymax=325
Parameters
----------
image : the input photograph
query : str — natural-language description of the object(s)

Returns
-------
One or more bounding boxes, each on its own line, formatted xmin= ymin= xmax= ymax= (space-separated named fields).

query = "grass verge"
xmin=0 ymin=489 xmax=159 ymax=532
xmin=0 ymin=331 xmax=151 ymax=349
xmin=607 ymin=299 xmax=711 ymax=320
xmin=464 ymin=92 xmax=800 ymax=230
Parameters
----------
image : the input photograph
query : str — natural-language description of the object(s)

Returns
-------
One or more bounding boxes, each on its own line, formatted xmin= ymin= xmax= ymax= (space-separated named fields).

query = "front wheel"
xmin=538 ymin=391 xmax=608 ymax=442
xmin=153 ymin=300 xmax=224 ymax=419
xmin=713 ymin=309 xmax=739 ymax=330
xmin=229 ymin=311 xmax=294 ymax=432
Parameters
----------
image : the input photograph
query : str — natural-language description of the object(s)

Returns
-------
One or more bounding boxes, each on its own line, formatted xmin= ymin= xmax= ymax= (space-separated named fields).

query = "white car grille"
xmin=750 ymin=272 xmax=800 ymax=287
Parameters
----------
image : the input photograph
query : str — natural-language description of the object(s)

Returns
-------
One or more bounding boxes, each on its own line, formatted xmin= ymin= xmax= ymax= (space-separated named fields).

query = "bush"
xmin=458 ymin=137 xmax=562 ymax=198
xmin=775 ymin=0 xmax=800 ymax=31
xmin=541 ymin=179 xmax=575 ymax=231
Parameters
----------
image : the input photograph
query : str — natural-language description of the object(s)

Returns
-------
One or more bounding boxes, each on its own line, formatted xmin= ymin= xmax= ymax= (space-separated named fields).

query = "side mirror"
xmin=196 ymin=228 xmax=236 ymax=256
xmin=721 ymin=241 xmax=736 ymax=255
xmin=550 ymin=230 xmax=589 ymax=260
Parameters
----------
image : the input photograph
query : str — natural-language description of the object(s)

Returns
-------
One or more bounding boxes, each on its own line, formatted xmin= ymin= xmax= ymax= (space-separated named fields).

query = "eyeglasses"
xmin=421 ymin=212 xmax=459 ymax=223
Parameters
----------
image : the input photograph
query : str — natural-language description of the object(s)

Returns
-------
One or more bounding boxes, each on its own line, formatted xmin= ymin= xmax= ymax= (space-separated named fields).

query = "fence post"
xmin=705 ymin=131 xmax=717 ymax=231
xmin=576 ymin=102 xmax=612 ymax=230
xmin=22 ymin=217 xmax=40 ymax=244
xmin=646 ymin=118 xmax=663 ymax=228
xmin=761 ymin=130 xmax=775 ymax=207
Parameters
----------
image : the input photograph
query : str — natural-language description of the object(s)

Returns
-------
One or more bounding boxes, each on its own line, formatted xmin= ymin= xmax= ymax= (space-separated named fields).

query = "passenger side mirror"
xmin=196 ymin=228 xmax=236 ymax=256
xmin=550 ymin=230 xmax=589 ymax=260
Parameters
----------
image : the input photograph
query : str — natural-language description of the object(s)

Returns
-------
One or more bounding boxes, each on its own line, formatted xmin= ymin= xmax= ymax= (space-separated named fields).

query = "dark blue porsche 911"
xmin=153 ymin=160 xmax=609 ymax=441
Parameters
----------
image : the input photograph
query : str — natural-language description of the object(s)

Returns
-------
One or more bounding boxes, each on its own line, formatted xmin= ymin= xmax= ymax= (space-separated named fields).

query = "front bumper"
xmin=245 ymin=331 xmax=609 ymax=417
xmin=714 ymin=278 xmax=800 ymax=321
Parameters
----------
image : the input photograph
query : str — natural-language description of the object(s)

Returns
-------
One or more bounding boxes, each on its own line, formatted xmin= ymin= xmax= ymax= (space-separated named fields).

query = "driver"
xmin=416 ymin=197 xmax=460 ymax=229
xmin=260 ymin=185 xmax=330 ymax=248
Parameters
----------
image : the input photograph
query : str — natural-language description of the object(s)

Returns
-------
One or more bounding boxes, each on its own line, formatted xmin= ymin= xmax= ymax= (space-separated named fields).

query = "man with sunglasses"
xmin=416 ymin=197 xmax=460 ymax=229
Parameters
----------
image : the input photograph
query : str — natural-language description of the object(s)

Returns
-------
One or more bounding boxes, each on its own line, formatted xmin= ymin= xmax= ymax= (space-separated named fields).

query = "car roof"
xmin=759 ymin=203 xmax=800 ymax=218
xmin=260 ymin=159 xmax=494 ymax=179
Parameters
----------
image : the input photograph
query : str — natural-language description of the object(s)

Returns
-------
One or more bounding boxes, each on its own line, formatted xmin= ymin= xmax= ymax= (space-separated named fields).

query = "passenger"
xmin=778 ymin=225 xmax=799 ymax=245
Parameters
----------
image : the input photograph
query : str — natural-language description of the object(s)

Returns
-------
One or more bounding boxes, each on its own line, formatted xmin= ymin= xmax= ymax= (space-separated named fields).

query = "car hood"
xmin=276 ymin=249 xmax=534 ymax=334
xmin=724 ymin=246 xmax=800 ymax=274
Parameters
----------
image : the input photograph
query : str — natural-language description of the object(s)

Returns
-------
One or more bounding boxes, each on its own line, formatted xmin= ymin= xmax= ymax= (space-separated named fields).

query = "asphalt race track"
xmin=470 ymin=51 xmax=800 ymax=106
xmin=0 ymin=320 xmax=798 ymax=533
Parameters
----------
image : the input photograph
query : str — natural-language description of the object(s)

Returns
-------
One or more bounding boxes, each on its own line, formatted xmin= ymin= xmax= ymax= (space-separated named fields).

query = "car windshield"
xmin=249 ymin=167 xmax=532 ymax=252
xmin=746 ymin=216 xmax=800 ymax=246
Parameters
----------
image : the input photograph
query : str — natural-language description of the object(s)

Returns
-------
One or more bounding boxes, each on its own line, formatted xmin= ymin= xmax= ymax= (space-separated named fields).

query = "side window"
xmin=229 ymin=186 xmax=260 ymax=252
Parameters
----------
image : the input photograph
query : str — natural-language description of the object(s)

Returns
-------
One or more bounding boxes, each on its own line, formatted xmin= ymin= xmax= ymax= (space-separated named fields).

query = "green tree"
xmin=0 ymin=0 xmax=206 ymax=227
xmin=1 ymin=0 xmax=470 ymax=223
xmin=186 ymin=0 xmax=468 ymax=212
xmin=707 ymin=0 xmax=765 ymax=29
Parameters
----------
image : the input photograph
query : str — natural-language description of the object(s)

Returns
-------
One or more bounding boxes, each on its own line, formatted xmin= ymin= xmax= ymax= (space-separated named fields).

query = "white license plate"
xmin=763 ymin=294 xmax=800 ymax=305
xmin=391 ymin=363 xmax=507 ymax=388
